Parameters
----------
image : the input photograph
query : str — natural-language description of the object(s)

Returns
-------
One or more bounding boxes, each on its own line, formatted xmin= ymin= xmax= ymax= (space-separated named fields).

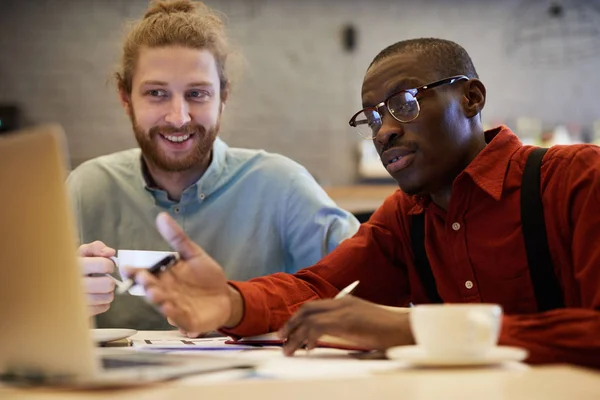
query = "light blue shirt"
xmin=67 ymin=138 xmax=360 ymax=329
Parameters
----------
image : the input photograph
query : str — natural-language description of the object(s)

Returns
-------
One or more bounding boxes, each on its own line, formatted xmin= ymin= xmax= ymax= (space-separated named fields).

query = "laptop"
xmin=0 ymin=125 xmax=254 ymax=387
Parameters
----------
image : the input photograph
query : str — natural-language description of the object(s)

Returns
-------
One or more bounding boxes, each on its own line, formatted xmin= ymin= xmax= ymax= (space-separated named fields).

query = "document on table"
xmin=131 ymin=337 xmax=257 ymax=351
xmin=127 ymin=331 xmax=423 ymax=384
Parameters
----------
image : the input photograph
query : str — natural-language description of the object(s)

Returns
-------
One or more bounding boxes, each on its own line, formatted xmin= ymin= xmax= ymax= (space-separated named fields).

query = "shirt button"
xmin=452 ymin=222 xmax=461 ymax=231
xmin=174 ymin=207 xmax=180 ymax=213
xmin=199 ymin=193 xmax=206 ymax=200
xmin=465 ymin=280 xmax=474 ymax=289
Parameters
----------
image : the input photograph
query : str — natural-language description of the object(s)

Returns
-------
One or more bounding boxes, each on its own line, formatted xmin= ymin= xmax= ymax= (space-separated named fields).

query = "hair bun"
xmin=144 ymin=0 xmax=196 ymax=19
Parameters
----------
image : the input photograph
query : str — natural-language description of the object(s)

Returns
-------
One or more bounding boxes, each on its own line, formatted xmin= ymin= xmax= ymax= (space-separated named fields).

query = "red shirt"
xmin=227 ymin=126 xmax=600 ymax=368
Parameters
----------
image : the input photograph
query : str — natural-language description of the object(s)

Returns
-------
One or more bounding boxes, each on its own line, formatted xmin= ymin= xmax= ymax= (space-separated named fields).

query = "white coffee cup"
xmin=111 ymin=250 xmax=177 ymax=296
xmin=409 ymin=303 xmax=502 ymax=359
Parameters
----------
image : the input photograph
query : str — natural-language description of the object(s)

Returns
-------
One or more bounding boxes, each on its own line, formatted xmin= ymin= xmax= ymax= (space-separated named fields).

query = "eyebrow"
xmin=362 ymin=77 xmax=423 ymax=108
xmin=140 ymin=80 xmax=168 ymax=86
xmin=384 ymin=78 xmax=423 ymax=98
xmin=186 ymin=81 xmax=214 ymax=88
xmin=140 ymin=81 xmax=214 ymax=88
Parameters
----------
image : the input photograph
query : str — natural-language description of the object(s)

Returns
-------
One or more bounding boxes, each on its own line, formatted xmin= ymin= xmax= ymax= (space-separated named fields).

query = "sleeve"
xmin=222 ymin=196 xmax=412 ymax=337
xmin=500 ymin=309 xmax=600 ymax=367
xmin=498 ymin=146 xmax=600 ymax=369
xmin=278 ymin=168 xmax=360 ymax=273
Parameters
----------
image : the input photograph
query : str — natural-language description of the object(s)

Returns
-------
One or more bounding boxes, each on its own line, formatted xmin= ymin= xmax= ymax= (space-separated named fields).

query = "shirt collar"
xmin=192 ymin=136 xmax=229 ymax=199
xmin=462 ymin=125 xmax=522 ymax=201
xmin=140 ymin=137 xmax=229 ymax=204
xmin=408 ymin=125 xmax=522 ymax=214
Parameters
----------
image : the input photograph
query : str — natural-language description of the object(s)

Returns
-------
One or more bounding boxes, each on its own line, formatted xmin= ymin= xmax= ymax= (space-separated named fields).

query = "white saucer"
xmin=92 ymin=328 xmax=137 ymax=344
xmin=387 ymin=345 xmax=528 ymax=367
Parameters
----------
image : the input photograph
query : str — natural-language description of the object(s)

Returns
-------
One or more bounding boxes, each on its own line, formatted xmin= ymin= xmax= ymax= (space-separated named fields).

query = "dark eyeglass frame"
xmin=348 ymin=75 xmax=469 ymax=139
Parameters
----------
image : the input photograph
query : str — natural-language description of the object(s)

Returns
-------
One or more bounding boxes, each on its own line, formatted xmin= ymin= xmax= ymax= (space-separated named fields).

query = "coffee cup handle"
xmin=109 ymin=256 xmax=119 ymax=267
xmin=105 ymin=256 xmax=130 ymax=292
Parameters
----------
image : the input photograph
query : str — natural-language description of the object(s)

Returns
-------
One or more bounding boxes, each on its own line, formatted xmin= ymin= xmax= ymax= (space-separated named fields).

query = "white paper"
xmin=131 ymin=337 xmax=254 ymax=351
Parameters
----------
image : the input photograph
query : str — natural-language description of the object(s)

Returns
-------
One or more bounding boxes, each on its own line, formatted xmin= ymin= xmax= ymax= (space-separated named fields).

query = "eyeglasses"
xmin=348 ymin=75 xmax=469 ymax=139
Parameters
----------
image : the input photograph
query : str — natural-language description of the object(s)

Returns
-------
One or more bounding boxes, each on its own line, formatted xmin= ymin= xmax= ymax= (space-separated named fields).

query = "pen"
xmin=334 ymin=280 xmax=360 ymax=299
xmin=116 ymin=253 xmax=179 ymax=295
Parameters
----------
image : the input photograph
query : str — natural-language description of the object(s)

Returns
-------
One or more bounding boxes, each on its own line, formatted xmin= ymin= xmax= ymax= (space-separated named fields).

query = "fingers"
xmin=280 ymin=300 xmax=346 ymax=356
xmin=279 ymin=301 xmax=332 ymax=356
xmin=121 ymin=266 xmax=156 ymax=283
xmin=282 ymin=313 xmax=336 ymax=356
xmin=83 ymin=276 xmax=115 ymax=294
xmin=155 ymin=212 xmax=204 ymax=260
xmin=88 ymin=304 xmax=110 ymax=316
xmin=83 ymin=275 xmax=115 ymax=314
xmin=160 ymin=301 xmax=196 ymax=333
xmin=170 ymin=319 xmax=202 ymax=338
xmin=78 ymin=241 xmax=116 ymax=258
xmin=161 ymin=302 xmax=184 ymax=329
xmin=129 ymin=269 xmax=168 ymax=306
xmin=80 ymin=256 xmax=115 ymax=275
xmin=184 ymin=331 xmax=203 ymax=338
xmin=120 ymin=267 xmax=176 ymax=308
xmin=145 ymin=285 xmax=167 ymax=305
xmin=78 ymin=242 xmax=116 ymax=279
xmin=282 ymin=324 xmax=310 ymax=356
xmin=279 ymin=300 xmax=339 ymax=339
xmin=155 ymin=266 xmax=180 ymax=287
xmin=87 ymin=292 xmax=114 ymax=306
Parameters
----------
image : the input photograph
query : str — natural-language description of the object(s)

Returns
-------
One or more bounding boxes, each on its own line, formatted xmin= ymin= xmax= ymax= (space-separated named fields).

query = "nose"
xmin=164 ymin=96 xmax=191 ymax=128
xmin=374 ymin=109 xmax=404 ymax=148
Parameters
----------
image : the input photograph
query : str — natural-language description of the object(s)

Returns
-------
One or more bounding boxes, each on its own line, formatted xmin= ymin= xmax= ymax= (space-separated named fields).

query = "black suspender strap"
xmin=521 ymin=148 xmax=564 ymax=311
xmin=408 ymin=147 xmax=563 ymax=310
xmin=410 ymin=213 xmax=443 ymax=303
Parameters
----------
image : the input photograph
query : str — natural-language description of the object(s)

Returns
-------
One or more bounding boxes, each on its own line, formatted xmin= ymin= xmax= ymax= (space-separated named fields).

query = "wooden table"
xmin=1 ymin=365 xmax=599 ymax=399
xmin=324 ymin=184 xmax=398 ymax=214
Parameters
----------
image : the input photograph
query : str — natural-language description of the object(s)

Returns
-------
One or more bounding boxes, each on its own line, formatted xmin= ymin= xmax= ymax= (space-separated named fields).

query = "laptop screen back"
xmin=0 ymin=125 xmax=99 ymax=380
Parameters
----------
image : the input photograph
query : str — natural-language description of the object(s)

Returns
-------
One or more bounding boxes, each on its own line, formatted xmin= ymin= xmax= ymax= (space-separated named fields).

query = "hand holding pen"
xmin=278 ymin=279 xmax=414 ymax=356
xmin=277 ymin=280 xmax=360 ymax=355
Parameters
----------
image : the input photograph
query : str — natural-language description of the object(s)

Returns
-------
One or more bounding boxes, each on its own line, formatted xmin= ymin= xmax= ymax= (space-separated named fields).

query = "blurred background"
xmin=1 ymin=0 xmax=599 ymax=187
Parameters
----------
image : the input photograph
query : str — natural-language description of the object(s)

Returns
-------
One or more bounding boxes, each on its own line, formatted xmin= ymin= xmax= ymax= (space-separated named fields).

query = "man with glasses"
xmin=125 ymin=38 xmax=600 ymax=368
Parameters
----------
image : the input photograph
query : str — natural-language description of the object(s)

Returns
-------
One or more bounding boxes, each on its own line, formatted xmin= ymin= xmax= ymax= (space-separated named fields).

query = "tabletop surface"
xmin=1 ymin=365 xmax=599 ymax=400
xmin=2 ymin=330 xmax=599 ymax=399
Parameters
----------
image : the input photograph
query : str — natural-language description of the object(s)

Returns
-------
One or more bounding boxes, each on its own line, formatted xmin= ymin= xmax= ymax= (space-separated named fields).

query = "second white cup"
xmin=409 ymin=303 xmax=503 ymax=360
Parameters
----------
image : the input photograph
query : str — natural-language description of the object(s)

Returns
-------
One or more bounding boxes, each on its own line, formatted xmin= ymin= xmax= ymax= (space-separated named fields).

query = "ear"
xmin=220 ymin=81 xmax=230 ymax=111
xmin=118 ymin=86 xmax=133 ymax=117
xmin=462 ymin=79 xmax=486 ymax=119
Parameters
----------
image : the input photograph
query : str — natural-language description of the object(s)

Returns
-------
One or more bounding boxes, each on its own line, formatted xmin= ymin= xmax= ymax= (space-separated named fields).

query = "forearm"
xmin=220 ymin=260 xmax=408 ymax=338
xmin=220 ymin=208 xmax=410 ymax=338
xmin=499 ymin=309 xmax=600 ymax=369
xmin=220 ymin=271 xmax=338 ymax=337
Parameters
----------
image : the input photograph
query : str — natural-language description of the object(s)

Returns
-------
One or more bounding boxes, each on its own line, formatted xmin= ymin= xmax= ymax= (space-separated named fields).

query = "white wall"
xmin=1 ymin=0 xmax=599 ymax=184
